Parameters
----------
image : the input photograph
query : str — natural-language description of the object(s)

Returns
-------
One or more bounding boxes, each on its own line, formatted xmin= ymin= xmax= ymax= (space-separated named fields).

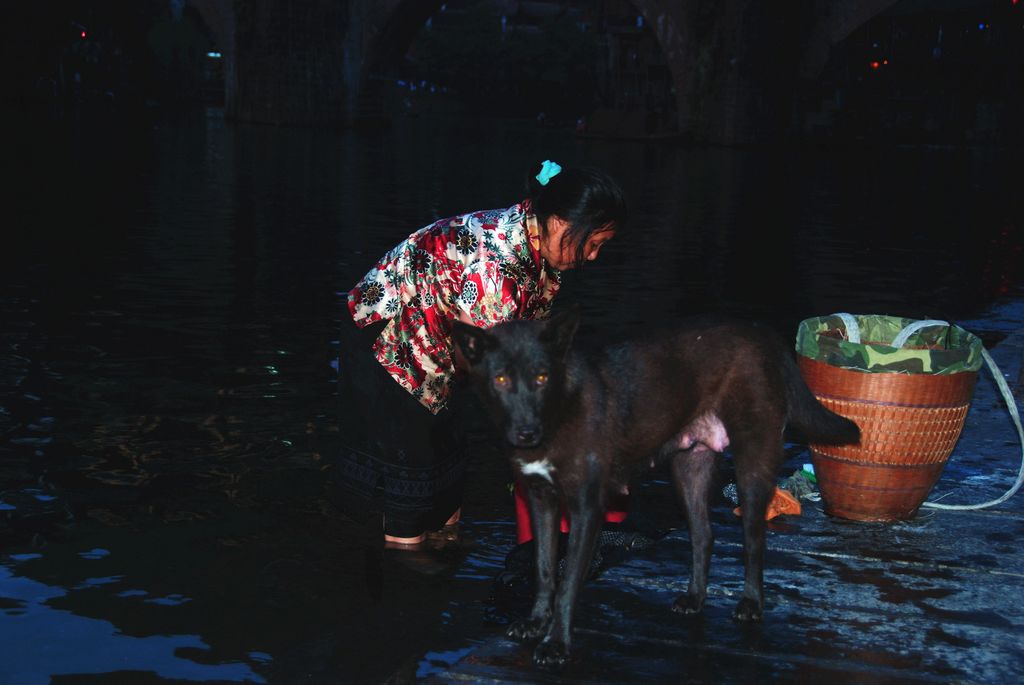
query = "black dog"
xmin=453 ymin=311 xmax=859 ymax=669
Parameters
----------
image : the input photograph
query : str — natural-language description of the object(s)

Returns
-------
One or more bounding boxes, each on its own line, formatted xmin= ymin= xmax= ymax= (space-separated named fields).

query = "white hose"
xmin=830 ymin=313 xmax=951 ymax=349
xmin=921 ymin=347 xmax=1024 ymax=510
xmin=890 ymin=319 xmax=950 ymax=349
xmin=832 ymin=313 xmax=862 ymax=344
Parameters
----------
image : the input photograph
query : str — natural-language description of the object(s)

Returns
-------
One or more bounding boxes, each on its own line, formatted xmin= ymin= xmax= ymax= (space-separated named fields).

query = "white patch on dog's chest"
xmin=519 ymin=458 xmax=556 ymax=483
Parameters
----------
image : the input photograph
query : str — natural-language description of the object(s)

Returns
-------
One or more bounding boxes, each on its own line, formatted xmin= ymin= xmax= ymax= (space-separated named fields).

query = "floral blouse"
xmin=347 ymin=201 xmax=561 ymax=413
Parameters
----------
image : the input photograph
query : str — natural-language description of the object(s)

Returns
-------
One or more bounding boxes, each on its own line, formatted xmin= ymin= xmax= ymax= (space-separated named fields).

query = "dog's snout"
xmin=517 ymin=427 xmax=539 ymax=443
xmin=510 ymin=425 xmax=542 ymax=448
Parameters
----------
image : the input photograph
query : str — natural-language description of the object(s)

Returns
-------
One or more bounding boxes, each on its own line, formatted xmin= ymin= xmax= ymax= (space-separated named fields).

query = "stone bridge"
xmin=190 ymin=0 xmax=900 ymax=144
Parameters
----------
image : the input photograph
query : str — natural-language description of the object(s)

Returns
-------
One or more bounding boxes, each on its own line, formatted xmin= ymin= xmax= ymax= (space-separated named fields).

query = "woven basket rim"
xmin=798 ymin=356 xmax=977 ymax=406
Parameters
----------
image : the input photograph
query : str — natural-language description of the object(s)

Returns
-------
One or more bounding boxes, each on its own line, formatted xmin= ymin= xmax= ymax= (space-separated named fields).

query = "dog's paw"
xmin=533 ymin=639 xmax=570 ymax=670
xmin=733 ymin=597 xmax=763 ymax=622
xmin=671 ymin=593 xmax=704 ymax=616
xmin=506 ymin=617 xmax=549 ymax=642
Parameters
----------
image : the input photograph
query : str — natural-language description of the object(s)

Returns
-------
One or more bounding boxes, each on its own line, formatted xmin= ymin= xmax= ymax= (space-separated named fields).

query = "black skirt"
xmin=333 ymin=313 xmax=466 ymax=537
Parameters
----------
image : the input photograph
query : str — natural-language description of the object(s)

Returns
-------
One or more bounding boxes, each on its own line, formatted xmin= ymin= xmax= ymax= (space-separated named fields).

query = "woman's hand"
xmin=455 ymin=308 xmax=476 ymax=325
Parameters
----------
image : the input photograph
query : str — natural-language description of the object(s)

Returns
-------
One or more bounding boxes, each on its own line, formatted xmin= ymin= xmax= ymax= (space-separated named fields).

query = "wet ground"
xmin=426 ymin=303 xmax=1024 ymax=684
xmin=2 ymin=109 xmax=1023 ymax=683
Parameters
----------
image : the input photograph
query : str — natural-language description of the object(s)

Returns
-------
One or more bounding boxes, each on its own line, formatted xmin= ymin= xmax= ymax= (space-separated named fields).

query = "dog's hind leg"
xmin=507 ymin=481 xmax=560 ymax=643
xmin=669 ymin=444 xmax=716 ymax=615
xmin=533 ymin=453 xmax=606 ymax=670
xmin=731 ymin=436 xmax=783 ymax=622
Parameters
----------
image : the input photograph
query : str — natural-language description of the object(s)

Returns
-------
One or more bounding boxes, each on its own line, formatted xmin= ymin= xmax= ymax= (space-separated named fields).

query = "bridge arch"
xmin=191 ymin=0 xmax=914 ymax=144
xmin=350 ymin=1 xmax=692 ymax=130
xmin=801 ymin=0 xmax=904 ymax=79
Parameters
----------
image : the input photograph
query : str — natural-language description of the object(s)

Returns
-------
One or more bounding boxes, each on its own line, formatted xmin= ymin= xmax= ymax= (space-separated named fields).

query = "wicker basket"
xmin=796 ymin=314 xmax=982 ymax=521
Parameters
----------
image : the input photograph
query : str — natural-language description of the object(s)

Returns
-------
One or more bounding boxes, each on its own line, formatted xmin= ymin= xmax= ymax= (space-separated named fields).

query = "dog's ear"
xmin=541 ymin=305 xmax=580 ymax=359
xmin=451 ymin=320 xmax=497 ymax=366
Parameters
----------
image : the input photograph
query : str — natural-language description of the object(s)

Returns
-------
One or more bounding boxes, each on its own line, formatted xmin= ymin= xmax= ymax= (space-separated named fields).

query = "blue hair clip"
xmin=536 ymin=160 xmax=562 ymax=186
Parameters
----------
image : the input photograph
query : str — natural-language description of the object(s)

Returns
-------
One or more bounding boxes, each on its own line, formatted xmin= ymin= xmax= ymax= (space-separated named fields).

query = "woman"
xmin=335 ymin=160 xmax=627 ymax=545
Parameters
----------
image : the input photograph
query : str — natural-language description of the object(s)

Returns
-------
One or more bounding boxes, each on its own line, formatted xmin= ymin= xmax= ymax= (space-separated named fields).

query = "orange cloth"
xmin=733 ymin=486 xmax=802 ymax=520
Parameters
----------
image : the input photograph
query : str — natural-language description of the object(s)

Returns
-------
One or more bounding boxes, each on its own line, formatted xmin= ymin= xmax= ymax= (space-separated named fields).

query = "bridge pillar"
xmin=226 ymin=0 xmax=350 ymax=126
xmin=210 ymin=0 xmax=891 ymax=144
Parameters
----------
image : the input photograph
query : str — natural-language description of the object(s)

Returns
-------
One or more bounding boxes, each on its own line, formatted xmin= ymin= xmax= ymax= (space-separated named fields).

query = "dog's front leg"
xmin=506 ymin=481 xmax=559 ymax=642
xmin=533 ymin=457 xmax=605 ymax=670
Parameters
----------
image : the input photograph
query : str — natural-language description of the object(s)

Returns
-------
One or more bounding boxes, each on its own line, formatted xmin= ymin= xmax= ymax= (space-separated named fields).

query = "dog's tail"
xmin=781 ymin=352 xmax=860 ymax=445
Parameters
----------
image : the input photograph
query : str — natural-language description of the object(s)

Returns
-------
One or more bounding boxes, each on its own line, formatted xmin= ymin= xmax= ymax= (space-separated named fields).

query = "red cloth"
xmin=514 ymin=481 xmax=629 ymax=544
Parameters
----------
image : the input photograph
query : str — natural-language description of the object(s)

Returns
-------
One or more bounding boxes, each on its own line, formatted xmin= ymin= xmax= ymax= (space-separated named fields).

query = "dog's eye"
xmin=494 ymin=374 xmax=510 ymax=388
xmin=534 ymin=373 xmax=548 ymax=387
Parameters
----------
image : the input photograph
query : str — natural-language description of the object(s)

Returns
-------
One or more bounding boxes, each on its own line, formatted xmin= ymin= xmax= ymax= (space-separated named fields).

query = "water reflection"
xmin=1 ymin=561 xmax=264 ymax=684
xmin=1 ymin=110 xmax=1021 ymax=682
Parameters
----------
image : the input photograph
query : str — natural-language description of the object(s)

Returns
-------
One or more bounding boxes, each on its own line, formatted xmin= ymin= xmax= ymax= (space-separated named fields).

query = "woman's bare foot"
xmin=444 ymin=508 xmax=461 ymax=526
xmin=383 ymin=515 xmax=426 ymax=546
xmin=384 ymin=532 xmax=426 ymax=546
xmin=383 ymin=509 xmax=459 ymax=546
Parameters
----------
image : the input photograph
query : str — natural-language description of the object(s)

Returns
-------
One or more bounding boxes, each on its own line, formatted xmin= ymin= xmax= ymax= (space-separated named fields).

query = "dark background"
xmin=1 ymin=2 xmax=1022 ymax=684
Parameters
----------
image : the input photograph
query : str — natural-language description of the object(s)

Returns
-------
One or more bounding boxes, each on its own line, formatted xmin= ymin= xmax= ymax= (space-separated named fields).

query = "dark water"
xmin=1 ymin=109 xmax=1022 ymax=684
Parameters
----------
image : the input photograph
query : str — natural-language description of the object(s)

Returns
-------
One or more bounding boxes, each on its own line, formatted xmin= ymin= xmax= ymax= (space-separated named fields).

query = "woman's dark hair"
xmin=526 ymin=162 xmax=627 ymax=267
